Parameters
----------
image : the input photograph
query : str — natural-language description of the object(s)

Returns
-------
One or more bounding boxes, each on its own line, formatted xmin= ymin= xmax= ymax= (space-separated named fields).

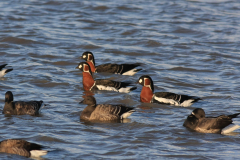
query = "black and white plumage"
xmin=152 ymin=92 xmax=201 ymax=107
xmin=0 ymin=139 xmax=47 ymax=157
xmin=0 ymin=64 xmax=13 ymax=77
xmin=80 ymin=96 xmax=135 ymax=122
xmin=80 ymin=51 xmax=142 ymax=76
xmin=3 ymin=91 xmax=44 ymax=116
xmin=93 ymin=79 xmax=136 ymax=93
xmin=137 ymin=75 xmax=201 ymax=107
xmin=183 ymin=108 xmax=240 ymax=134
xmin=76 ymin=62 xmax=137 ymax=93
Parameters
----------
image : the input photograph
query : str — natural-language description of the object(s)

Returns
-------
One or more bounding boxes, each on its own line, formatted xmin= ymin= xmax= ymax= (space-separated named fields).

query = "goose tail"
xmin=30 ymin=150 xmax=48 ymax=157
xmin=221 ymin=124 xmax=240 ymax=135
xmin=121 ymin=110 xmax=135 ymax=119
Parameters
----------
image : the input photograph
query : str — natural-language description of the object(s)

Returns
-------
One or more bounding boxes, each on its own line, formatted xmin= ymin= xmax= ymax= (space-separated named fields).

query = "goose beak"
xmin=80 ymin=56 xmax=83 ymax=59
xmin=75 ymin=66 xmax=79 ymax=69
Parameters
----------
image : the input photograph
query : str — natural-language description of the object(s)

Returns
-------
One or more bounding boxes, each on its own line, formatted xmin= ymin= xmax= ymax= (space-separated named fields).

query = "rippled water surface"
xmin=1 ymin=0 xmax=240 ymax=159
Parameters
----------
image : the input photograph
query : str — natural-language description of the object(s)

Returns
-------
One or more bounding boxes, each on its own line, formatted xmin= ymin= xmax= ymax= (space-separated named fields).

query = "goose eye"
xmin=79 ymin=65 xmax=82 ymax=69
xmin=83 ymin=55 xmax=86 ymax=58
xmin=139 ymin=79 xmax=142 ymax=83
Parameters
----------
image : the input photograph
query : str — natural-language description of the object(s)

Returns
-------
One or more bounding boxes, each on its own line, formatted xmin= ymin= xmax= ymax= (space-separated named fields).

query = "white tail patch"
xmin=153 ymin=96 xmax=194 ymax=107
xmin=122 ymin=69 xmax=139 ymax=76
xmin=121 ymin=110 xmax=135 ymax=119
xmin=96 ymin=85 xmax=132 ymax=93
xmin=221 ymin=124 xmax=240 ymax=135
xmin=30 ymin=150 xmax=48 ymax=157
xmin=0 ymin=69 xmax=8 ymax=77
xmin=180 ymin=99 xmax=195 ymax=107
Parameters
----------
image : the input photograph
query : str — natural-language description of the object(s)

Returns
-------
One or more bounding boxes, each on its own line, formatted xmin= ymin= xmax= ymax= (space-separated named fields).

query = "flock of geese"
xmin=0 ymin=52 xmax=240 ymax=158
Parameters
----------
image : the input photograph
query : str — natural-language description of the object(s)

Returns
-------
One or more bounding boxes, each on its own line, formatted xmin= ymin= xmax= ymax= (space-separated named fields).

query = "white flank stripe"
xmin=153 ymin=96 xmax=194 ymax=107
xmin=154 ymin=96 xmax=179 ymax=106
xmin=96 ymin=85 xmax=132 ymax=93
xmin=121 ymin=110 xmax=135 ymax=119
xmin=221 ymin=124 xmax=240 ymax=135
xmin=118 ymin=87 xmax=132 ymax=93
xmin=30 ymin=150 xmax=48 ymax=157
xmin=122 ymin=69 xmax=138 ymax=76
xmin=96 ymin=85 xmax=118 ymax=92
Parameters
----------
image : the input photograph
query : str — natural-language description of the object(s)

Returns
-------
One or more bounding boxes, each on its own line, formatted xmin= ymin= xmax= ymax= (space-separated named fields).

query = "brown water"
xmin=1 ymin=0 xmax=240 ymax=159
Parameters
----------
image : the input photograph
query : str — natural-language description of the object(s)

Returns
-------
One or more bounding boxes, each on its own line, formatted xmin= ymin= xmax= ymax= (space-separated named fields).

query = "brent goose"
xmin=183 ymin=108 xmax=240 ymax=134
xmin=0 ymin=139 xmax=47 ymax=157
xmin=3 ymin=91 xmax=44 ymax=115
xmin=80 ymin=96 xmax=135 ymax=122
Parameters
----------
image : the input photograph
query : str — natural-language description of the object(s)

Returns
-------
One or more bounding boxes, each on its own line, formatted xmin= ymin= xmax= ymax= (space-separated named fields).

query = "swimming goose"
xmin=80 ymin=96 xmax=135 ymax=121
xmin=0 ymin=139 xmax=47 ymax=157
xmin=3 ymin=91 xmax=44 ymax=115
xmin=183 ymin=108 xmax=240 ymax=134
xmin=137 ymin=75 xmax=201 ymax=107
xmin=0 ymin=64 xmax=13 ymax=77
xmin=76 ymin=62 xmax=137 ymax=93
xmin=80 ymin=51 xmax=142 ymax=76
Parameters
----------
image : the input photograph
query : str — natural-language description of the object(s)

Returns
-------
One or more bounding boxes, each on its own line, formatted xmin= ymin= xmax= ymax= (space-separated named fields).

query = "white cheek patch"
xmin=83 ymin=55 xmax=86 ymax=58
xmin=79 ymin=65 xmax=82 ymax=69
xmin=192 ymin=112 xmax=195 ymax=115
xmin=139 ymin=79 xmax=142 ymax=83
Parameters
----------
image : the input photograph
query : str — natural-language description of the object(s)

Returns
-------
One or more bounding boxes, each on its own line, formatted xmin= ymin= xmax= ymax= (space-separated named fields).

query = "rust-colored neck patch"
xmin=140 ymin=86 xmax=154 ymax=103
xmin=82 ymin=72 xmax=95 ymax=91
xmin=87 ymin=61 xmax=96 ymax=72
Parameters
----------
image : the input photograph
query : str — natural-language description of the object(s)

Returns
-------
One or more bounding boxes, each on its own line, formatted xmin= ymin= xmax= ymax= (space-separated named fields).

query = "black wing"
xmin=96 ymin=64 xmax=119 ymax=73
xmin=14 ymin=101 xmax=43 ymax=115
xmin=114 ymin=105 xmax=135 ymax=116
xmin=95 ymin=79 xmax=132 ymax=89
xmin=96 ymin=63 xmax=141 ymax=74
xmin=0 ymin=64 xmax=7 ymax=71
xmin=209 ymin=113 xmax=240 ymax=129
xmin=91 ymin=104 xmax=135 ymax=121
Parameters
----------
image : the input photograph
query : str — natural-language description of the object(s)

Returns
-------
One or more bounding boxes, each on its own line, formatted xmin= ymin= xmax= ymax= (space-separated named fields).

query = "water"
xmin=1 ymin=0 xmax=240 ymax=159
